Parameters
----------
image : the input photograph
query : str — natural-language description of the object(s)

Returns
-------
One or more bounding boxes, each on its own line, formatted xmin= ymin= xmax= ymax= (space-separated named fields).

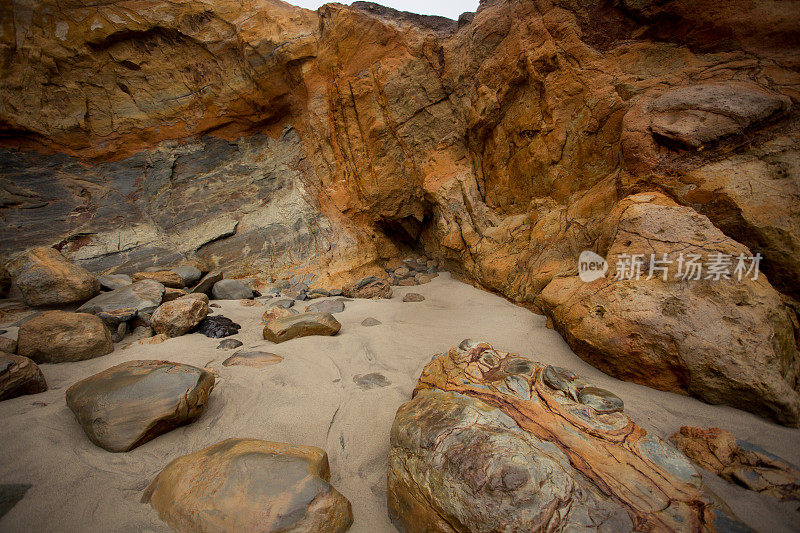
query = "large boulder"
xmin=671 ymin=426 xmax=800 ymax=503
xmin=388 ymin=340 xmax=746 ymax=532
xmin=150 ymin=295 xmax=209 ymax=338
xmin=536 ymin=192 xmax=800 ymax=427
xmin=262 ymin=312 xmax=341 ymax=343
xmin=342 ymin=276 xmax=392 ymax=299
xmin=5 ymin=247 xmax=99 ymax=306
xmin=77 ymin=280 xmax=165 ymax=316
xmin=132 ymin=271 xmax=185 ymax=289
xmin=211 ymin=279 xmax=254 ymax=300
xmin=66 ymin=360 xmax=215 ymax=452
xmin=142 ymin=439 xmax=353 ymax=532
xmin=0 ymin=354 xmax=47 ymax=401
xmin=17 ymin=311 xmax=113 ymax=363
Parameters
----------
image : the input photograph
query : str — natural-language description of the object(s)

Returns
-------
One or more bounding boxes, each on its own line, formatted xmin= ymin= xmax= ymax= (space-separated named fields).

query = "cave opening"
xmin=377 ymin=211 xmax=434 ymax=259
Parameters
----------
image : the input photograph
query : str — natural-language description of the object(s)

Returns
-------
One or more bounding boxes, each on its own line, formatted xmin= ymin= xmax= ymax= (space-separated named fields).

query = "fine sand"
xmin=0 ymin=273 xmax=798 ymax=532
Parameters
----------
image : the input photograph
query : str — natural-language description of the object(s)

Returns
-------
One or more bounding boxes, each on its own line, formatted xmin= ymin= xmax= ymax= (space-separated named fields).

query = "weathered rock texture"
xmin=142 ymin=438 xmax=353 ymax=532
xmin=150 ymin=294 xmax=208 ymax=337
xmin=672 ymin=426 xmax=800 ymax=503
xmin=1 ymin=0 xmax=799 ymax=422
xmin=17 ymin=310 xmax=113 ymax=363
xmin=66 ymin=360 xmax=215 ymax=452
xmin=262 ymin=312 xmax=341 ymax=343
xmin=388 ymin=341 xmax=747 ymax=532
xmin=0 ymin=354 xmax=47 ymax=401
xmin=5 ymin=247 xmax=99 ymax=306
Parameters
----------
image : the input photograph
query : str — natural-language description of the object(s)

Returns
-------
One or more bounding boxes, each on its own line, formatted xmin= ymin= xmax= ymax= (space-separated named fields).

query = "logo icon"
xmin=578 ymin=251 xmax=608 ymax=282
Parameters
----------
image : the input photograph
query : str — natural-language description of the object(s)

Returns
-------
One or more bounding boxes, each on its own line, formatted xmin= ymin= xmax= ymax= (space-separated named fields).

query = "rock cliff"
xmin=1 ymin=0 xmax=799 ymax=424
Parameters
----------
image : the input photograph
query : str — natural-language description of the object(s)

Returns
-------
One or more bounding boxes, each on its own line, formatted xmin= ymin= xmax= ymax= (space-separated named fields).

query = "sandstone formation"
xmin=388 ymin=340 xmax=747 ymax=531
xmin=150 ymin=295 xmax=209 ymax=337
xmin=262 ymin=312 xmax=341 ymax=343
xmin=142 ymin=439 xmax=353 ymax=532
xmin=78 ymin=280 xmax=165 ymax=316
xmin=0 ymin=354 xmax=47 ymax=401
xmin=536 ymin=192 xmax=800 ymax=426
xmin=66 ymin=360 xmax=215 ymax=452
xmin=223 ymin=351 xmax=283 ymax=368
xmin=5 ymin=247 xmax=99 ymax=306
xmin=672 ymin=426 xmax=800 ymax=503
xmin=1 ymin=0 xmax=799 ymax=425
xmin=17 ymin=311 xmax=113 ymax=363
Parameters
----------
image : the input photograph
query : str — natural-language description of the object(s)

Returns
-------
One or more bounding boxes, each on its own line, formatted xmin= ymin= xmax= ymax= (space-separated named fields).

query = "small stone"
xmin=330 ymin=289 xmax=343 ymax=297
xmin=223 ymin=351 xmax=283 ymax=368
xmin=209 ymin=303 xmax=221 ymax=308
xmin=217 ymin=339 xmax=243 ymax=350
xmin=240 ymin=299 xmax=261 ymax=307
xmin=0 ymin=354 xmax=47 ymax=401
xmin=211 ymin=279 xmax=254 ymax=300
xmin=353 ymin=373 xmax=391 ymax=390
xmin=142 ymin=439 xmax=353 ymax=532
xmin=342 ymin=276 xmax=392 ymax=299
xmin=66 ymin=360 xmax=215 ymax=452
xmin=17 ymin=311 xmax=113 ymax=363
xmin=196 ymin=316 xmax=241 ymax=339
xmin=132 ymin=271 xmax=185 ymax=289
xmin=361 ymin=318 xmax=381 ymax=327
xmin=577 ymin=386 xmax=624 ymax=413
xmin=98 ymin=274 xmax=132 ymax=291
xmin=0 ymin=483 xmax=32 ymax=519
xmin=394 ymin=267 xmax=411 ymax=278
xmin=111 ymin=322 xmax=127 ymax=343
xmin=263 ymin=312 xmax=341 ymax=343
xmin=0 ymin=337 xmax=17 ymax=354
xmin=191 ymin=271 xmax=223 ymax=296
xmin=269 ymin=299 xmax=295 ymax=309
xmin=415 ymin=273 xmax=434 ymax=284
xmin=124 ymin=333 xmax=169 ymax=349
xmin=398 ymin=278 xmax=417 ymax=286
xmin=262 ymin=306 xmax=299 ymax=324
xmin=151 ymin=295 xmax=209 ymax=338
xmin=171 ymin=265 xmax=202 ymax=286
xmin=305 ymin=299 xmax=345 ymax=314
xmin=161 ymin=287 xmax=188 ymax=303
xmin=402 ymin=293 xmax=425 ymax=302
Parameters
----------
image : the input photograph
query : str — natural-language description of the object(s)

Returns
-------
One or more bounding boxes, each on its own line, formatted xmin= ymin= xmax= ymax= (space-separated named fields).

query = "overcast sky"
xmin=284 ymin=0 xmax=480 ymax=20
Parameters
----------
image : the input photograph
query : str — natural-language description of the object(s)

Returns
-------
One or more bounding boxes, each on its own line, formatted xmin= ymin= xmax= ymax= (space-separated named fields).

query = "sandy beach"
xmin=1 ymin=273 xmax=798 ymax=532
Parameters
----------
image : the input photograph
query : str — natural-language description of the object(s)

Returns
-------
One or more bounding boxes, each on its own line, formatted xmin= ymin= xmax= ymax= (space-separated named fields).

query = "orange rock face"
xmin=1 ymin=0 xmax=799 ymax=423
